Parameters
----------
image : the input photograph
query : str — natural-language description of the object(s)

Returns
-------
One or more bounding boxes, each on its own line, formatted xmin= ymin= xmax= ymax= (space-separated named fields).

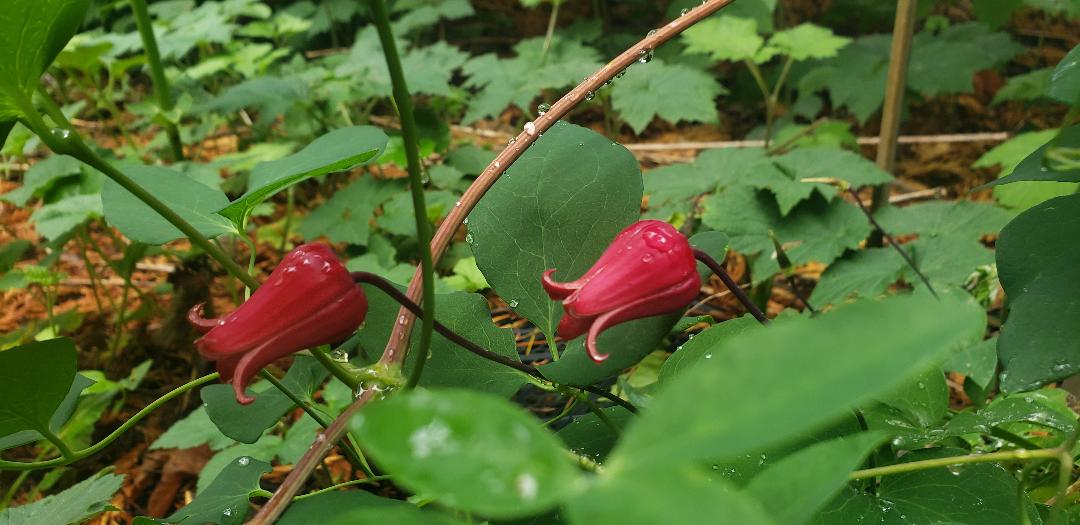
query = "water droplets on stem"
xmin=524 ymin=121 xmax=537 ymax=136
xmin=638 ymin=48 xmax=653 ymax=64
xmin=537 ymin=103 xmax=550 ymax=115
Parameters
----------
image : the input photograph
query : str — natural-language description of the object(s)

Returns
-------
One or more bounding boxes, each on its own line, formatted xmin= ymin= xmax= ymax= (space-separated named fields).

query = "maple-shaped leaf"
xmin=611 ymin=59 xmax=726 ymax=134
xmin=681 ymin=16 xmax=763 ymax=63
xmin=908 ymin=22 xmax=1023 ymax=97
xmin=462 ymin=37 xmax=602 ymax=123
xmin=797 ymin=35 xmax=890 ymax=123
xmin=764 ymin=23 xmax=851 ymax=62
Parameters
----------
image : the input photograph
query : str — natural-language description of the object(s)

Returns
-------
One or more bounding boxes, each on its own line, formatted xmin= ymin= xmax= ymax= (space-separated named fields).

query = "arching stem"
xmin=692 ymin=249 xmax=770 ymax=325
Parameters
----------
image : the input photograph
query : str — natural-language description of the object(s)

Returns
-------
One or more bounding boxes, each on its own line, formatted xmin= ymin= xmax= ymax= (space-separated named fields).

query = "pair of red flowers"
xmin=191 ymin=220 xmax=700 ymax=404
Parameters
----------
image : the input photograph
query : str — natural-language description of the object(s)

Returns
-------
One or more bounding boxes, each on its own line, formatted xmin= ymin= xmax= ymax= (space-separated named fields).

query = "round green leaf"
xmin=101 ymin=165 xmax=235 ymax=245
xmin=349 ymin=388 xmax=580 ymax=518
xmin=0 ymin=338 xmax=78 ymax=439
xmin=997 ymin=193 xmax=1080 ymax=392
xmin=467 ymin=121 xmax=642 ymax=343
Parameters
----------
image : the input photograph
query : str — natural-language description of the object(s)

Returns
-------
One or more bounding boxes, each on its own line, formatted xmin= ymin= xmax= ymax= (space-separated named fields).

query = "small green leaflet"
xmin=164 ymin=456 xmax=271 ymax=525
xmin=217 ymin=126 xmax=388 ymax=230
xmin=0 ymin=470 xmax=123 ymax=525
xmin=611 ymin=59 xmax=725 ymax=134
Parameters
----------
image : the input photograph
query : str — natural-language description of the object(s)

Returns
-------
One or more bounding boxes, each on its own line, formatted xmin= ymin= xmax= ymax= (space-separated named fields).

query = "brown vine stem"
xmin=251 ymin=2 xmax=734 ymax=521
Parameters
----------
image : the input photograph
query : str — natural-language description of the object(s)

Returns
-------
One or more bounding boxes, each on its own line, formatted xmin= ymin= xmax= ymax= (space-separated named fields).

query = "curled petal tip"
xmin=187 ymin=303 xmax=219 ymax=334
xmin=541 ymin=269 xmax=577 ymax=300
xmin=233 ymin=382 xmax=257 ymax=406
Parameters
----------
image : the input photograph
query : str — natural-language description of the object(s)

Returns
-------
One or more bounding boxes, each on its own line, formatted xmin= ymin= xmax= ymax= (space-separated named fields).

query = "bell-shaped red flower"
xmin=189 ymin=243 xmax=367 ymax=405
xmin=542 ymin=220 xmax=700 ymax=363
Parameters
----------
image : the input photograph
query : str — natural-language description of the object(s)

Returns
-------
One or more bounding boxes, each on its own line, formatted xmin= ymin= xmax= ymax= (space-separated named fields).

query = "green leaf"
xmin=29 ymin=194 xmax=101 ymax=240
xmin=0 ymin=0 xmax=91 ymax=123
xmin=0 ymin=374 xmax=93 ymax=450
xmin=996 ymin=193 xmax=1080 ymax=392
xmin=1049 ymin=43 xmax=1080 ymax=103
xmin=0 ymin=240 xmax=30 ymax=273
xmin=468 ymin=122 xmax=641 ymax=342
xmin=701 ymin=187 xmax=870 ymax=277
xmin=447 ymin=145 xmax=496 ymax=176
xmin=402 ymin=292 xmax=526 ymax=397
xmin=992 ymin=68 xmax=1054 ymax=104
xmin=810 ymin=247 xmax=907 ymax=307
xmin=278 ymin=490 xmax=416 ymax=525
xmin=0 ymin=155 xmax=83 ymax=206
xmin=908 ymin=22 xmax=1024 ymax=97
xmin=201 ymin=355 xmax=328 ymax=444
xmin=565 ymin=464 xmax=773 ymax=525
xmin=745 ymin=432 xmax=887 ymax=525
xmin=197 ymin=438 xmax=282 ymax=493
xmin=983 ymin=125 xmax=1080 ymax=186
xmin=0 ymin=470 xmax=123 ymax=525
xmin=974 ymin=129 xmax=1078 ymax=211
xmin=462 ymin=37 xmax=602 ymax=123
xmin=681 ymin=17 xmax=763 ymax=63
xmin=101 ymin=165 xmax=235 ymax=245
xmin=879 ymin=367 xmax=950 ymax=429
xmin=557 ymin=406 xmax=633 ymax=462
xmin=611 ymin=59 xmax=725 ymax=134
xmin=349 ymin=389 xmax=580 ymax=518
xmin=797 ymin=35 xmax=890 ymax=123
xmin=317 ymin=507 xmax=469 ymax=525
xmin=947 ymin=337 xmax=998 ymax=389
xmin=0 ymin=338 xmax=77 ymax=441
xmin=761 ymin=147 xmax=892 ymax=215
xmin=608 ymin=294 xmax=982 ymax=470
xmin=539 ymin=313 xmax=681 ymax=386
xmin=658 ymin=315 xmax=761 ymax=385
xmin=813 ymin=448 xmax=1040 ymax=524
xmin=668 ymin=0 xmax=777 ymax=32
xmin=218 ymin=126 xmax=388 ymax=229
xmin=764 ymin=23 xmax=851 ymax=62
xmin=377 ymin=190 xmax=460 ymax=237
xmin=443 ymin=256 xmax=490 ymax=293
xmin=642 ymin=148 xmax=770 ymax=220
xmin=151 ymin=405 xmax=237 ymax=451
xmin=299 ymin=175 xmax=403 ymax=246
xmin=166 ymin=456 xmax=271 ymax=525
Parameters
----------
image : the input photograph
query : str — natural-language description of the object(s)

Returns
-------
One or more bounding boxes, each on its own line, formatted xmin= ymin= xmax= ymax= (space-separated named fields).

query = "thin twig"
xmin=692 ymin=249 xmax=769 ymax=325
xmin=869 ymin=0 xmax=918 ymax=213
xmin=846 ymin=188 xmax=938 ymax=298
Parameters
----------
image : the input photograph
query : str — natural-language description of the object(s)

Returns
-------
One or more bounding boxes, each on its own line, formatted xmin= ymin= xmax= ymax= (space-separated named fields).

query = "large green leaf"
xmin=608 ymin=294 xmax=982 ymax=471
xmin=1049 ymin=43 xmax=1080 ymax=103
xmin=974 ymin=129 xmax=1078 ymax=211
xmin=349 ymin=389 xmax=579 ymax=519
xmin=468 ymin=122 xmax=642 ymax=343
xmin=658 ymin=315 xmax=761 ymax=385
xmin=356 ymin=285 xmax=525 ymax=397
xmin=556 ymin=406 xmax=634 ymax=462
xmin=996 ymin=193 xmax=1080 ymax=392
xmin=982 ymin=125 xmax=1080 ymax=187
xmin=745 ymin=432 xmax=887 ymax=525
xmin=642 ymin=148 xmax=769 ymax=220
xmin=0 ymin=470 xmax=122 ymax=525
xmin=539 ymin=313 xmax=681 ymax=386
xmin=217 ymin=126 xmax=387 ymax=229
xmin=101 ymin=165 xmax=235 ymax=245
xmin=0 ymin=338 xmax=78 ymax=440
xmin=681 ymin=16 xmax=763 ymax=63
xmin=165 ymin=456 xmax=271 ymax=525
xmin=610 ymin=59 xmax=725 ymax=134
xmin=0 ymin=0 xmax=91 ymax=122
xmin=201 ymin=355 xmax=328 ymax=444
xmin=298 ymin=175 xmax=403 ymax=246
xmin=701 ymin=186 xmax=870 ymax=277
xmin=0 ymin=374 xmax=93 ymax=450
xmin=279 ymin=491 xmax=415 ymax=525
xmin=812 ymin=448 xmax=1041 ymax=524
xmin=809 ymin=247 xmax=907 ymax=307
xmin=565 ymin=464 xmax=774 ymax=525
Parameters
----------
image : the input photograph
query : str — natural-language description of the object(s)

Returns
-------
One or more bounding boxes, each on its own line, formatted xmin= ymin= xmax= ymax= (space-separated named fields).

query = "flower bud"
xmin=542 ymin=220 xmax=700 ymax=363
xmin=189 ymin=243 xmax=367 ymax=404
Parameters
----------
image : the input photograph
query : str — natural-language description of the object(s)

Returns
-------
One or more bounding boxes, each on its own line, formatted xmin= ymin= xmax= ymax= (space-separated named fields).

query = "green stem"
xmin=744 ymin=60 xmax=775 ymax=146
xmin=848 ymin=448 xmax=1062 ymax=480
xmin=129 ymin=0 xmax=184 ymax=160
xmin=540 ymin=0 xmax=562 ymax=65
xmin=19 ymin=90 xmax=256 ymax=289
xmin=368 ymin=0 xmax=435 ymax=390
xmin=258 ymin=370 xmax=373 ymax=477
xmin=0 ymin=373 xmax=221 ymax=471
xmin=293 ymin=475 xmax=393 ymax=500
xmin=37 ymin=425 xmax=75 ymax=461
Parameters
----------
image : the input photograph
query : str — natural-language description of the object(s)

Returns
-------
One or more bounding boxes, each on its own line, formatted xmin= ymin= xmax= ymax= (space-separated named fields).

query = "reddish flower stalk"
xmin=189 ymin=243 xmax=367 ymax=405
xmin=543 ymin=220 xmax=701 ymax=362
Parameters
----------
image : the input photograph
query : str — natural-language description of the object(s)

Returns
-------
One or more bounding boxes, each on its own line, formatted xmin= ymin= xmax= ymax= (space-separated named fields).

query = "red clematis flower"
xmin=188 ymin=243 xmax=367 ymax=405
xmin=542 ymin=220 xmax=700 ymax=363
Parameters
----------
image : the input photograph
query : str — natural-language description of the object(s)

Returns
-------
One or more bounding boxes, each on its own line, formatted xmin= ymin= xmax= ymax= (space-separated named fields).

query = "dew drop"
xmin=638 ymin=48 xmax=653 ymax=64
xmin=398 ymin=315 xmax=406 ymax=325
xmin=509 ymin=299 xmax=519 ymax=308
xmin=704 ymin=353 xmax=712 ymax=359
xmin=237 ymin=457 xmax=250 ymax=466
xmin=584 ymin=91 xmax=595 ymax=101
xmin=463 ymin=217 xmax=469 ymax=225
xmin=507 ymin=137 xmax=517 ymax=145
xmin=537 ymin=103 xmax=551 ymax=115
xmin=494 ymin=161 xmax=501 ymax=168
xmin=455 ymin=201 xmax=462 ymax=207
xmin=647 ymin=29 xmax=657 ymax=37
xmin=223 ymin=508 xmax=233 ymax=517
xmin=680 ymin=7 xmax=690 ymax=15
xmin=641 ymin=253 xmax=654 ymax=263
xmin=51 ymin=128 xmax=71 ymax=140
xmin=466 ymin=233 xmax=474 ymax=244
xmin=331 ymin=349 xmax=348 ymax=362
xmin=524 ymin=121 xmax=537 ymax=136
